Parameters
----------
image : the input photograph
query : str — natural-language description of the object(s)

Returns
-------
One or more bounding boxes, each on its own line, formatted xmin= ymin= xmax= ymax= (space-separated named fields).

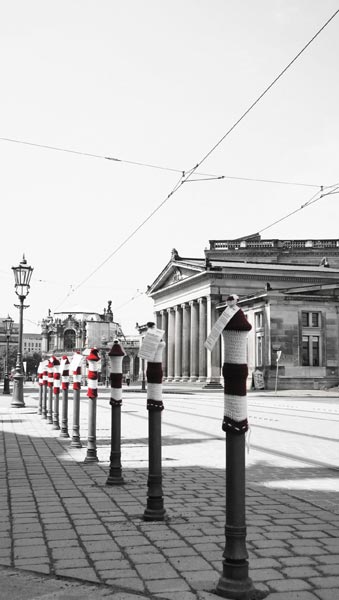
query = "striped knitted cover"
xmin=52 ymin=356 xmax=61 ymax=395
xmin=38 ymin=362 xmax=44 ymax=386
xmin=86 ymin=348 xmax=100 ymax=399
xmin=47 ymin=358 xmax=54 ymax=389
xmin=222 ymin=303 xmax=252 ymax=434
xmin=43 ymin=363 xmax=48 ymax=387
xmin=61 ymin=355 xmax=70 ymax=390
xmin=72 ymin=352 xmax=82 ymax=391
xmin=146 ymin=340 xmax=165 ymax=410
xmin=108 ymin=341 xmax=125 ymax=407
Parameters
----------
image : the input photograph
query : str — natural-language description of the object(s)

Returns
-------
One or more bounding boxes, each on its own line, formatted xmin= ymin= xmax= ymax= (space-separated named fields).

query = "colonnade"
xmin=155 ymin=296 xmax=221 ymax=384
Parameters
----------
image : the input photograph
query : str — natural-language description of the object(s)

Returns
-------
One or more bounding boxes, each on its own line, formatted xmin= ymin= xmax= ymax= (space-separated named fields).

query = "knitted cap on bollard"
xmin=86 ymin=347 xmax=100 ymax=399
xmin=51 ymin=356 xmax=61 ymax=395
xmin=61 ymin=355 xmax=70 ymax=390
xmin=108 ymin=340 xmax=125 ymax=407
xmin=222 ymin=294 xmax=252 ymax=434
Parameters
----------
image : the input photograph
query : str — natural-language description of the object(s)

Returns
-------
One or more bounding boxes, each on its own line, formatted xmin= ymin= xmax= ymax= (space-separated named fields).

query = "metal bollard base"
xmin=70 ymin=437 xmax=82 ymax=448
xmin=84 ymin=450 xmax=99 ymax=463
xmin=216 ymin=573 xmax=267 ymax=599
xmin=106 ymin=474 xmax=125 ymax=486
xmin=60 ymin=431 xmax=70 ymax=438
xmin=143 ymin=498 xmax=166 ymax=522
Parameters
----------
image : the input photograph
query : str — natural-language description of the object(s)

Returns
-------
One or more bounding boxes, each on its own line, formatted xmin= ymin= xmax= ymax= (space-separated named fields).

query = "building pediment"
xmin=148 ymin=258 xmax=205 ymax=295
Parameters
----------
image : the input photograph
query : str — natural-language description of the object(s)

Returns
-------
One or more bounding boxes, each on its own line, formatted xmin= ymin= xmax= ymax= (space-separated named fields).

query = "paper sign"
xmin=204 ymin=305 xmax=240 ymax=352
xmin=139 ymin=327 xmax=165 ymax=361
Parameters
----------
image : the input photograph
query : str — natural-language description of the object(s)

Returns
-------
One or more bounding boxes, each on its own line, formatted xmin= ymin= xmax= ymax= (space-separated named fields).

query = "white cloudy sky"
xmin=1 ymin=0 xmax=338 ymax=335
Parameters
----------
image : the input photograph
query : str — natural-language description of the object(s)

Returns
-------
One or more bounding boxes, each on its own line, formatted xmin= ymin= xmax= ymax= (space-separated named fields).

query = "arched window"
xmin=64 ymin=329 xmax=76 ymax=351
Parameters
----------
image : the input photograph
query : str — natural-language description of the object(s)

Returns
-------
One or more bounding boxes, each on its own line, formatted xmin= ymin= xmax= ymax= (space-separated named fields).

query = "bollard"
xmin=143 ymin=326 xmax=166 ymax=522
xmin=70 ymin=352 xmax=82 ymax=448
xmin=46 ymin=357 xmax=54 ymax=424
xmin=106 ymin=340 xmax=125 ymax=486
xmin=60 ymin=355 xmax=70 ymax=438
xmin=42 ymin=360 xmax=48 ymax=419
xmin=52 ymin=356 xmax=61 ymax=430
xmin=215 ymin=295 xmax=264 ymax=599
xmin=84 ymin=347 xmax=100 ymax=463
xmin=37 ymin=362 xmax=44 ymax=415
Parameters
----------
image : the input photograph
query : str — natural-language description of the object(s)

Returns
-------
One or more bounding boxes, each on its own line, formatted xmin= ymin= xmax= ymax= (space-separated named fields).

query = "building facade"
xmin=147 ymin=238 xmax=339 ymax=390
xmin=40 ymin=301 xmax=140 ymax=382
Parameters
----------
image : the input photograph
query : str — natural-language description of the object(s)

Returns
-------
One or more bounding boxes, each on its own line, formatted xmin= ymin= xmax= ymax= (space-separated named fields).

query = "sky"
xmin=1 ymin=0 xmax=339 ymax=336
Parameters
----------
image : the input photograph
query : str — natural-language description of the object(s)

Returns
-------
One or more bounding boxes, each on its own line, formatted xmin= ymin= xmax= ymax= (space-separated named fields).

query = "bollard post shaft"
xmin=70 ymin=354 xmax=82 ymax=448
xmin=84 ymin=348 xmax=100 ymax=463
xmin=213 ymin=295 xmax=266 ymax=600
xmin=60 ymin=355 xmax=70 ymax=438
xmin=106 ymin=340 xmax=125 ymax=486
xmin=143 ymin=331 xmax=166 ymax=522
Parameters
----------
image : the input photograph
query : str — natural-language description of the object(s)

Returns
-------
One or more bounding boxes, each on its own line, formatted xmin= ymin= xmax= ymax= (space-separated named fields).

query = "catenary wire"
xmin=51 ymin=8 xmax=339 ymax=308
xmin=258 ymin=184 xmax=339 ymax=234
xmin=0 ymin=135 xmax=320 ymax=189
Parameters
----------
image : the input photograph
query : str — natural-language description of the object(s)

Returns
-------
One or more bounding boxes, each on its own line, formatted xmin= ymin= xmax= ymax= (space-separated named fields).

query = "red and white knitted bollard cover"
xmin=47 ymin=357 xmax=54 ymax=389
xmin=38 ymin=362 xmax=44 ymax=387
xmin=86 ymin=347 xmax=100 ymax=399
xmin=52 ymin=356 xmax=61 ymax=395
xmin=222 ymin=295 xmax=252 ymax=434
xmin=42 ymin=361 xmax=48 ymax=388
xmin=72 ymin=352 xmax=82 ymax=391
xmin=146 ymin=340 xmax=165 ymax=410
xmin=108 ymin=340 xmax=125 ymax=407
xmin=61 ymin=355 xmax=70 ymax=390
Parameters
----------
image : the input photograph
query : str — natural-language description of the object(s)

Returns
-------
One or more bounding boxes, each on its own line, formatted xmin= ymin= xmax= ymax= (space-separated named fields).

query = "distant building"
xmin=23 ymin=333 xmax=43 ymax=356
xmin=40 ymin=301 xmax=141 ymax=382
xmin=147 ymin=237 xmax=339 ymax=390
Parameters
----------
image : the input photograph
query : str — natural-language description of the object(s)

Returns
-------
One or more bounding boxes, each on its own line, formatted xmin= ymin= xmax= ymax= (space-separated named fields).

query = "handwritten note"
xmin=204 ymin=305 xmax=240 ymax=351
xmin=139 ymin=327 xmax=165 ymax=361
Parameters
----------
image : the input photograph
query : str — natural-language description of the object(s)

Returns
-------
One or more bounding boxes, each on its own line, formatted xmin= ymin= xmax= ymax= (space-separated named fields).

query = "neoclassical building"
xmin=147 ymin=237 xmax=339 ymax=389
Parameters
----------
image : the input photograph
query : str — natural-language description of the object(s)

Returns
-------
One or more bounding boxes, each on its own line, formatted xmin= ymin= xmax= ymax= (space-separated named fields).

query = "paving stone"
xmin=145 ymin=577 xmax=191 ymax=593
xmin=135 ymin=562 xmax=179 ymax=580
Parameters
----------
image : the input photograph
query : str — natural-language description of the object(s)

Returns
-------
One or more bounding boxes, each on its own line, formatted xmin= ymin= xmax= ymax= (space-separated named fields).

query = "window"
xmin=302 ymin=335 xmax=320 ymax=366
xmin=255 ymin=311 xmax=264 ymax=367
xmin=302 ymin=311 xmax=319 ymax=328
xmin=301 ymin=311 xmax=322 ymax=366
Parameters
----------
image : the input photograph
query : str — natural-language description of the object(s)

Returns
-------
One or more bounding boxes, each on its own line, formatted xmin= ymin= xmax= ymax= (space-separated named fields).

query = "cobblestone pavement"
xmin=1 ymin=385 xmax=339 ymax=599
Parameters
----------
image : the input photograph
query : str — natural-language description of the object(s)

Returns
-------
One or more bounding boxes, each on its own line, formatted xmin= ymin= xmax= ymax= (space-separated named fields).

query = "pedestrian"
xmin=126 ymin=371 xmax=130 ymax=386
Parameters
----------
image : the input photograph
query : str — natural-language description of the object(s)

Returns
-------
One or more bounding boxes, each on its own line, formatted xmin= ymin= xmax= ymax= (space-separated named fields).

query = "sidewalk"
xmin=1 ymin=390 xmax=339 ymax=599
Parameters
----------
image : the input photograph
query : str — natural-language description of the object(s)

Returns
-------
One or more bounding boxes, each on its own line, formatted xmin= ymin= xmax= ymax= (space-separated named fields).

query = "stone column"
xmin=129 ymin=354 xmax=134 ymax=382
xmin=160 ymin=310 xmax=168 ymax=379
xmin=181 ymin=303 xmax=190 ymax=382
xmin=167 ymin=308 xmax=175 ymax=382
xmin=206 ymin=297 xmax=222 ymax=386
xmin=190 ymin=300 xmax=199 ymax=382
xmin=155 ymin=311 xmax=162 ymax=329
xmin=174 ymin=306 xmax=182 ymax=381
xmin=198 ymin=297 xmax=207 ymax=382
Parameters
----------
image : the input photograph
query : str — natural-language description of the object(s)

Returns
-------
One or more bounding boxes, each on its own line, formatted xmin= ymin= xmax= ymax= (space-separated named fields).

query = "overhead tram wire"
xmin=179 ymin=7 xmax=339 ymax=180
xmin=0 ymin=135 xmax=320 ymax=189
xmin=258 ymin=183 xmax=339 ymax=235
xmin=52 ymin=7 xmax=339 ymax=309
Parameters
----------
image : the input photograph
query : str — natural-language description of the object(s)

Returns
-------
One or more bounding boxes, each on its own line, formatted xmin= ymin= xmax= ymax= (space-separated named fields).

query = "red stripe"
xmin=146 ymin=362 xmax=163 ymax=384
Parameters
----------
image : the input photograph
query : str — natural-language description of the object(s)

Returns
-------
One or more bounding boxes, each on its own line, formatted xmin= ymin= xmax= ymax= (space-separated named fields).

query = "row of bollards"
xmin=35 ymin=296 xmax=265 ymax=599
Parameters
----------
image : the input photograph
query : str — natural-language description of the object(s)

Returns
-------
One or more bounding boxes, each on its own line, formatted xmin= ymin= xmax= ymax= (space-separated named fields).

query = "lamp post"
xmin=3 ymin=315 xmax=14 ymax=395
xmin=101 ymin=336 xmax=109 ymax=387
xmin=11 ymin=255 xmax=33 ymax=408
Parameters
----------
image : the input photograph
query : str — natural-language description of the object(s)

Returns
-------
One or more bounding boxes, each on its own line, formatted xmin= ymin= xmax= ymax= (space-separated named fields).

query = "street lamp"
xmin=11 ymin=255 xmax=34 ymax=408
xmin=2 ymin=315 xmax=14 ymax=395
xmin=101 ymin=336 xmax=109 ymax=387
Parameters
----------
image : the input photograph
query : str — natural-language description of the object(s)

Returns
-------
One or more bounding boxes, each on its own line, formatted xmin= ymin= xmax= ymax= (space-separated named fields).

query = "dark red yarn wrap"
xmin=223 ymin=363 xmax=248 ymax=397
xmin=110 ymin=373 xmax=123 ymax=388
xmin=146 ymin=362 xmax=163 ymax=384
